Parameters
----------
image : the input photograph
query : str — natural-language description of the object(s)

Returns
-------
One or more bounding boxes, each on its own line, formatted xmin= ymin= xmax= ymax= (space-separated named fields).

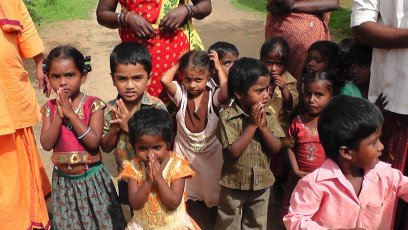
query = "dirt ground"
xmin=26 ymin=0 xmax=284 ymax=229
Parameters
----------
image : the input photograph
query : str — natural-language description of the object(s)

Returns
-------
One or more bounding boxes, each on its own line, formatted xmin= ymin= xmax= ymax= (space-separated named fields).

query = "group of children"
xmin=39 ymin=35 xmax=407 ymax=230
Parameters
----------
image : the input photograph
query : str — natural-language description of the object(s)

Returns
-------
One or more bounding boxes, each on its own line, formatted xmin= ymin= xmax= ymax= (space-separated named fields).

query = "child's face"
xmin=261 ymin=52 xmax=286 ymax=77
xmin=219 ymin=53 xmax=239 ymax=77
xmin=306 ymin=50 xmax=329 ymax=73
xmin=133 ymin=134 xmax=169 ymax=165
xmin=111 ymin=63 xmax=151 ymax=105
xmin=349 ymin=125 xmax=383 ymax=170
xmin=303 ymin=80 xmax=332 ymax=116
xmin=236 ymin=75 xmax=271 ymax=112
xmin=182 ymin=68 xmax=210 ymax=97
xmin=49 ymin=59 xmax=87 ymax=99
xmin=350 ymin=62 xmax=370 ymax=86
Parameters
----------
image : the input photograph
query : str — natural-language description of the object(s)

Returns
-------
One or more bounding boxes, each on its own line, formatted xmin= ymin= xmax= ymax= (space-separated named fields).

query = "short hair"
xmin=207 ymin=41 xmax=239 ymax=59
xmin=302 ymin=71 xmax=341 ymax=96
xmin=318 ymin=95 xmax=383 ymax=162
xmin=260 ymin=37 xmax=290 ymax=64
xmin=110 ymin=42 xmax=152 ymax=74
xmin=228 ymin=57 xmax=270 ymax=98
xmin=178 ymin=50 xmax=210 ymax=74
xmin=308 ymin=40 xmax=339 ymax=67
xmin=348 ymin=43 xmax=373 ymax=66
xmin=45 ymin=46 xmax=92 ymax=74
xmin=128 ymin=108 xmax=173 ymax=147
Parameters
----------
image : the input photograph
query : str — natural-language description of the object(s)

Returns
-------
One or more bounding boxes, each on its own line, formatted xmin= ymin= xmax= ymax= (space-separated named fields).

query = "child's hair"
xmin=110 ymin=42 xmax=152 ymax=74
xmin=260 ymin=37 xmax=290 ymax=64
xmin=178 ymin=50 xmax=210 ymax=75
xmin=308 ymin=40 xmax=339 ymax=69
xmin=338 ymin=38 xmax=355 ymax=79
xmin=128 ymin=108 xmax=173 ymax=147
xmin=318 ymin=95 xmax=383 ymax=162
xmin=207 ymin=41 xmax=239 ymax=59
xmin=43 ymin=46 xmax=92 ymax=74
xmin=302 ymin=71 xmax=340 ymax=96
xmin=348 ymin=43 xmax=373 ymax=66
xmin=338 ymin=38 xmax=355 ymax=56
xmin=228 ymin=57 xmax=270 ymax=98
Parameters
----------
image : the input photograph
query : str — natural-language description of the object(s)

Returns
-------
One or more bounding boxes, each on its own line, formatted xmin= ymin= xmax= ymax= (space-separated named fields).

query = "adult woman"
xmin=0 ymin=0 xmax=51 ymax=229
xmin=265 ymin=0 xmax=338 ymax=82
xmin=97 ymin=0 xmax=211 ymax=104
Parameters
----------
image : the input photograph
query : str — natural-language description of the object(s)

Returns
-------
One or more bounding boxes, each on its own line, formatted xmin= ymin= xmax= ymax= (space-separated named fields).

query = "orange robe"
xmin=0 ymin=0 xmax=51 ymax=229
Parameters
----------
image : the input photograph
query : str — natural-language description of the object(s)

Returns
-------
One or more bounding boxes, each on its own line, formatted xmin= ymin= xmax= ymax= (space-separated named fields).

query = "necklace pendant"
xmin=66 ymin=123 xmax=73 ymax=130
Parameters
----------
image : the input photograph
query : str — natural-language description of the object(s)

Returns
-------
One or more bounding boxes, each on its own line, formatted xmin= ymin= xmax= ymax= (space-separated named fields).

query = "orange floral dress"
xmin=118 ymin=152 xmax=200 ymax=230
xmin=118 ymin=0 xmax=204 ymax=104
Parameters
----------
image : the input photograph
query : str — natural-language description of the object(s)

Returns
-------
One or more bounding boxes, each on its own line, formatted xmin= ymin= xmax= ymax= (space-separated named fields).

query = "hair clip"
xmin=42 ymin=59 xmax=47 ymax=74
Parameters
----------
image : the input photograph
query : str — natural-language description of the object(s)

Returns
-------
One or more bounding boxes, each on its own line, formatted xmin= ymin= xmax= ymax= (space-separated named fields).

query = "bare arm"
xmin=160 ymin=64 xmax=179 ymax=98
xmin=33 ymin=53 xmax=51 ymax=98
xmin=40 ymin=111 xmax=62 ymax=151
xmin=227 ymin=124 xmax=258 ymax=158
xmin=209 ymin=51 xmax=229 ymax=104
xmin=258 ymin=104 xmax=281 ymax=154
xmin=96 ymin=0 xmax=120 ymax=29
xmin=353 ymin=22 xmax=408 ymax=49
xmin=190 ymin=0 xmax=212 ymax=20
xmin=287 ymin=147 xmax=308 ymax=178
xmin=156 ymin=177 xmax=185 ymax=210
xmin=128 ymin=177 xmax=152 ymax=210
xmin=268 ymin=0 xmax=338 ymax=14
xmin=100 ymin=125 xmax=120 ymax=153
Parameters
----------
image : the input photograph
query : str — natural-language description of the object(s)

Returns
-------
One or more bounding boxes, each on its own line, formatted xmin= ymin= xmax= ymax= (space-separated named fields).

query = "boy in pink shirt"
xmin=283 ymin=96 xmax=408 ymax=230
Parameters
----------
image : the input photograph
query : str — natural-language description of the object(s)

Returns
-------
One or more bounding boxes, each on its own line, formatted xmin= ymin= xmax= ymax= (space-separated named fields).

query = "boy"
xmin=215 ymin=57 xmax=284 ymax=230
xmin=101 ymin=42 xmax=167 ymax=206
xmin=283 ymin=95 xmax=408 ymax=229
xmin=207 ymin=41 xmax=239 ymax=88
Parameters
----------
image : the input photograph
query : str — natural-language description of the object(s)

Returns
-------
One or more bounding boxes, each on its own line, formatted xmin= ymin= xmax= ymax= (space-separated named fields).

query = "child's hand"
xmin=374 ymin=92 xmax=388 ymax=112
xmin=273 ymin=75 xmax=287 ymax=90
xmin=146 ymin=161 xmax=154 ymax=184
xmin=151 ymin=158 xmax=164 ymax=184
xmin=259 ymin=106 xmax=267 ymax=128
xmin=295 ymin=170 xmax=309 ymax=179
xmin=110 ymin=99 xmax=138 ymax=133
xmin=209 ymin=51 xmax=222 ymax=72
xmin=249 ymin=102 xmax=264 ymax=127
xmin=56 ymin=88 xmax=74 ymax=118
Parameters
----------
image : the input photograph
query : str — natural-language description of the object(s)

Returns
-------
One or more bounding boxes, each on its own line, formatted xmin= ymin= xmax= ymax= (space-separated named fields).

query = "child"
xmin=215 ymin=57 xmax=285 ymax=229
xmin=101 ymin=42 xmax=167 ymax=207
xmin=284 ymin=95 xmax=408 ymax=229
xmin=260 ymin=37 xmax=299 ymax=205
xmin=39 ymin=46 xmax=126 ymax=229
xmin=117 ymin=108 xmax=199 ymax=229
xmin=281 ymin=71 xmax=338 ymax=217
xmin=207 ymin=41 xmax=239 ymax=87
xmin=339 ymin=43 xmax=371 ymax=98
xmin=160 ymin=50 xmax=228 ymax=228
xmin=305 ymin=40 xmax=339 ymax=76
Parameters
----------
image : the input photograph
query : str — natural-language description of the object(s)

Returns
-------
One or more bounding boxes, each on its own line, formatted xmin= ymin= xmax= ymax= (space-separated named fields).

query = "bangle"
xmin=117 ymin=12 xmax=122 ymax=26
xmin=78 ymin=127 xmax=91 ymax=139
xmin=125 ymin=12 xmax=130 ymax=26
xmin=193 ymin=5 xmax=200 ymax=17
xmin=184 ymin=4 xmax=192 ymax=17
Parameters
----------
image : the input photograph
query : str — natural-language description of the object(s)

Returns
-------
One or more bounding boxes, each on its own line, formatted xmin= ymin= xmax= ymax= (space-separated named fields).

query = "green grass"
xmin=25 ymin=0 xmax=97 ymax=26
xmin=230 ymin=0 xmax=353 ymax=42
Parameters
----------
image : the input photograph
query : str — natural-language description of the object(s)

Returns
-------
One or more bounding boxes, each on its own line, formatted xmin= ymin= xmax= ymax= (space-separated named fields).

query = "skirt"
xmin=52 ymin=163 xmax=127 ymax=230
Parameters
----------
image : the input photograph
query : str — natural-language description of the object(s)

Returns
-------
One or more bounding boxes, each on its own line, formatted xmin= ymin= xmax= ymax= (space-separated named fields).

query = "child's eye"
xmin=51 ymin=74 xmax=59 ymax=79
xmin=153 ymin=146 xmax=162 ymax=150
xmin=223 ymin=61 xmax=231 ymax=66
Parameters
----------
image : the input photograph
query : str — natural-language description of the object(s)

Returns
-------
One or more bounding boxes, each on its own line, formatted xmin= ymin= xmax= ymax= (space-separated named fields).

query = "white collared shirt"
xmin=351 ymin=0 xmax=408 ymax=114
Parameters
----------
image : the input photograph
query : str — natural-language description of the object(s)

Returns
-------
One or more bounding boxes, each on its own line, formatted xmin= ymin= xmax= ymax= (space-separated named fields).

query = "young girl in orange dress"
xmin=118 ymin=108 xmax=199 ymax=229
xmin=40 ymin=46 xmax=126 ymax=229
xmin=96 ymin=0 xmax=211 ymax=104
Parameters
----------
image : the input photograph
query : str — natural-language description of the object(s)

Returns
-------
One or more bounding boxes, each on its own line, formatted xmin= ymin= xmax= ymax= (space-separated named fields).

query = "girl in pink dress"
xmin=282 ymin=71 xmax=339 ymax=216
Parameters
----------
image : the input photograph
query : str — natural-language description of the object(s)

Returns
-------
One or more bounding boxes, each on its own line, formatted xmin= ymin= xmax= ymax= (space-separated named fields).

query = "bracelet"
xmin=184 ymin=4 xmax=193 ymax=17
xmin=78 ymin=127 xmax=91 ymax=139
xmin=124 ymin=12 xmax=130 ymax=26
xmin=193 ymin=5 xmax=200 ymax=17
xmin=117 ymin=12 xmax=122 ymax=26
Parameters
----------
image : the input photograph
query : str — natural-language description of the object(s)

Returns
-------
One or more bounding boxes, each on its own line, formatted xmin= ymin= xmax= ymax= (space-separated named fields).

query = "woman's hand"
xmin=127 ymin=12 xmax=156 ymax=39
xmin=267 ymin=0 xmax=294 ymax=13
xmin=159 ymin=5 xmax=189 ymax=31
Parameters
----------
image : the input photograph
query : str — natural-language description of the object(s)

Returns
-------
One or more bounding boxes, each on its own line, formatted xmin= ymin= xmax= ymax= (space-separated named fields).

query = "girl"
xmin=260 ymin=37 xmax=299 ymax=204
xmin=160 ymin=50 xmax=228 ymax=226
xmin=305 ymin=40 xmax=340 ymax=76
xmin=40 ymin=46 xmax=126 ymax=229
xmin=283 ymin=71 xmax=339 ymax=215
xmin=118 ymin=108 xmax=199 ymax=229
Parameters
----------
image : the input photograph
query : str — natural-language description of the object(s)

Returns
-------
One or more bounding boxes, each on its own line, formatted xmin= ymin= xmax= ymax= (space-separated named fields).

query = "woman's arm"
xmin=160 ymin=64 xmax=179 ymax=98
xmin=96 ymin=0 xmax=120 ymax=29
xmin=268 ymin=0 xmax=338 ymax=14
xmin=190 ymin=0 xmax=212 ymax=20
